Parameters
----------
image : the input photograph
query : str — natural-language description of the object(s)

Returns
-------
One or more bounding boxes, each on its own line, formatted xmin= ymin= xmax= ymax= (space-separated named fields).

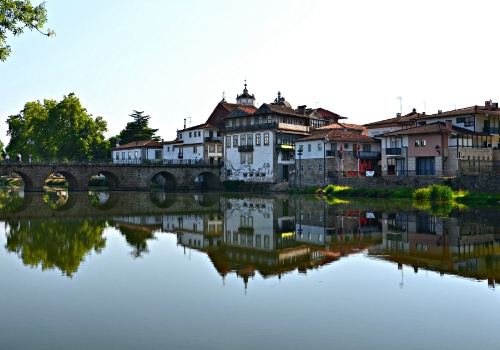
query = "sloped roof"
xmin=296 ymin=130 xmax=380 ymax=143
xmin=181 ymin=122 xmax=218 ymax=132
xmin=315 ymin=108 xmax=347 ymax=119
xmin=314 ymin=122 xmax=365 ymax=132
xmin=379 ymin=121 xmax=490 ymax=137
xmin=112 ymin=140 xmax=163 ymax=150
xmin=415 ymin=105 xmax=500 ymax=120
xmin=363 ymin=110 xmax=420 ymax=127
xmin=257 ymin=103 xmax=301 ymax=116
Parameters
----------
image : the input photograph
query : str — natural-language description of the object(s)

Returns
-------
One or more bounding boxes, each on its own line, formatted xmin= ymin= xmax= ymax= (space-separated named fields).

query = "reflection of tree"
xmin=115 ymin=225 xmax=156 ymax=258
xmin=43 ymin=190 xmax=68 ymax=209
xmin=0 ymin=189 xmax=24 ymax=212
xmin=4 ymin=219 xmax=107 ymax=277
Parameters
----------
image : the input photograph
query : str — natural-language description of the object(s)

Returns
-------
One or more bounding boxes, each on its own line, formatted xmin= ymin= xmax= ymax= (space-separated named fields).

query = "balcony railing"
xmin=204 ymin=137 xmax=221 ymax=142
xmin=483 ymin=127 xmax=499 ymax=134
xmin=346 ymin=151 xmax=381 ymax=158
xmin=226 ymin=121 xmax=278 ymax=131
xmin=326 ymin=150 xmax=336 ymax=157
xmin=238 ymin=145 xmax=254 ymax=152
xmin=386 ymin=148 xmax=402 ymax=155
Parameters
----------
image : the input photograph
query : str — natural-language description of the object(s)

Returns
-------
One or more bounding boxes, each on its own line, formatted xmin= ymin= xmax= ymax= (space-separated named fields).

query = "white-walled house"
xmin=222 ymin=91 xmax=325 ymax=183
xmin=111 ymin=140 xmax=163 ymax=164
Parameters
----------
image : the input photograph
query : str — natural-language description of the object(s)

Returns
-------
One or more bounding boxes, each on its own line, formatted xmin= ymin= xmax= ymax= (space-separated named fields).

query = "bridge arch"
xmin=8 ymin=170 xmax=33 ymax=190
xmin=98 ymin=171 xmax=121 ymax=190
xmin=195 ymin=171 xmax=219 ymax=190
xmin=54 ymin=171 xmax=79 ymax=191
xmin=151 ymin=171 xmax=178 ymax=190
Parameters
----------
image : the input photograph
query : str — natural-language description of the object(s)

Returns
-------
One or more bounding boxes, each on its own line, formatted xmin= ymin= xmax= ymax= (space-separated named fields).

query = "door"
xmin=282 ymin=165 xmax=289 ymax=181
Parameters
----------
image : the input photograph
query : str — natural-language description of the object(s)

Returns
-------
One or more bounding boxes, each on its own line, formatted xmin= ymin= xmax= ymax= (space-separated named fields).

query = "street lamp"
xmin=27 ymin=138 xmax=34 ymax=162
xmin=323 ymin=137 xmax=329 ymax=187
xmin=297 ymin=146 xmax=303 ymax=189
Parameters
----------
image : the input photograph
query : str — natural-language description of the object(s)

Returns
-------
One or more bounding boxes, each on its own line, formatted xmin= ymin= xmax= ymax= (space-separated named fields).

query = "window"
xmin=179 ymin=133 xmax=182 ymax=139
xmin=115 ymin=152 xmax=119 ymax=160
xmin=344 ymin=143 xmax=349 ymax=149
xmin=240 ymin=153 xmax=245 ymax=164
xmin=250 ymin=118 xmax=254 ymax=125
xmin=240 ymin=135 xmax=246 ymax=146
xmin=167 ymin=146 xmax=170 ymax=152
xmin=155 ymin=150 xmax=162 ymax=159
xmin=421 ymin=139 xmax=426 ymax=146
xmin=308 ymin=144 xmax=311 ymax=152
xmin=258 ymin=116 xmax=262 ymax=125
xmin=226 ymin=136 xmax=231 ymax=148
xmin=318 ymin=143 xmax=322 ymax=151
xmin=121 ymin=152 xmax=125 ymax=159
xmin=300 ymin=164 xmax=304 ymax=172
xmin=134 ymin=151 xmax=138 ymax=159
xmin=256 ymin=235 xmax=261 ymax=247
xmin=217 ymin=145 xmax=222 ymax=153
xmin=256 ymin=133 xmax=261 ymax=146
xmin=209 ymin=145 xmax=215 ymax=153
xmin=248 ymin=153 xmax=253 ymax=164
xmin=198 ymin=131 xmax=201 ymax=137
xmin=267 ymin=115 xmax=272 ymax=124
xmin=362 ymin=144 xmax=371 ymax=152
xmin=228 ymin=120 xmax=233 ymax=128
xmin=264 ymin=133 xmax=269 ymax=146
xmin=189 ymin=132 xmax=192 ymax=138
xmin=264 ymin=235 xmax=270 ymax=248
xmin=308 ymin=164 xmax=312 ymax=172
xmin=319 ymin=164 xmax=323 ymax=172
xmin=299 ymin=144 xmax=303 ymax=151
xmin=415 ymin=140 xmax=420 ymax=147
xmin=247 ymin=134 xmax=253 ymax=145
xmin=233 ymin=136 xmax=238 ymax=148
xmin=193 ymin=146 xmax=197 ymax=153
xmin=242 ymin=118 xmax=247 ymax=126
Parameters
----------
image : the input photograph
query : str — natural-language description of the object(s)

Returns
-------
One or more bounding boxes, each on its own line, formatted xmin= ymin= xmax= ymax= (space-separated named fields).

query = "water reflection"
xmin=4 ymin=218 xmax=107 ymax=277
xmin=2 ymin=189 xmax=500 ymax=287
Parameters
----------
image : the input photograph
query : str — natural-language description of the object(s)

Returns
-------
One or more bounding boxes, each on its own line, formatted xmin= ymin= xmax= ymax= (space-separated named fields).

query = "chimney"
xmin=438 ymin=110 xmax=442 ymax=114
xmin=115 ymin=140 xmax=119 ymax=147
xmin=184 ymin=118 xmax=186 ymax=130
xmin=396 ymin=112 xmax=401 ymax=119
xmin=445 ymin=120 xmax=452 ymax=131
xmin=493 ymin=102 xmax=499 ymax=109
xmin=485 ymin=100 xmax=491 ymax=109
xmin=298 ymin=105 xmax=307 ymax=116
xmin=412 ymin=108 xmax=416 ymax=113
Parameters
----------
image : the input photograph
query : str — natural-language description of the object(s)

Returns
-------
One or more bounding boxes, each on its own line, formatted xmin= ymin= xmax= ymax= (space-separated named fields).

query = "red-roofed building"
xmin=111 ymin=140 xmax=163 ymax=164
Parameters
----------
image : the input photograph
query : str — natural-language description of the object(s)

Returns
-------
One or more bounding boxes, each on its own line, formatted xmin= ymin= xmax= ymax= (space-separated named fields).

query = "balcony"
xmin=204 ymin=136 xmax=221 ymax=142
xmin=276 ymin=142 xmax=295 ymax=151
xmin=483 ymin=127 xmax=499 ymax=134
xmin=277 ymin=123 xmax=308 ymax=133
xmin=386 ymin=148 xmax=402 ymax=156
xmin=226 ymin=121 xmax=278 ymax=132
xmin=326 ymin=150 xmax=336 ymax=157
xmin=238 ymin=145 xmax=254 ymax=152
xmin=346 ymin=151 xmax=381 ymax=158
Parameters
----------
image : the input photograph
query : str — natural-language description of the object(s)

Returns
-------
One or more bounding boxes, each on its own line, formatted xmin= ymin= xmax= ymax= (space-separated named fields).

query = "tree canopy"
xmin=112 ymin=110 xmax=160 ymax=146
xmin=0 ymin=0 xmax=55 ymax=61
xmin=5 ymin=93 xmax=109 ymax=161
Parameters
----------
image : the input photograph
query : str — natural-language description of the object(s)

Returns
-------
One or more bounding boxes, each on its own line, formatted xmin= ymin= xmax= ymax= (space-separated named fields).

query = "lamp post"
xmin=297 ymin=146 xmax=303 ymax=189
xmin=27 ymin=138 xmax=34 ymax=162
xmin=323 ymin=137 xmax=329 ymax=187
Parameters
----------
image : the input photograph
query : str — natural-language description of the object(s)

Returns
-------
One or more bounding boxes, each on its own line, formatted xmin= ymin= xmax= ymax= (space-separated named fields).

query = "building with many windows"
xmin=222 ymin=91 xmax=326 ymax=183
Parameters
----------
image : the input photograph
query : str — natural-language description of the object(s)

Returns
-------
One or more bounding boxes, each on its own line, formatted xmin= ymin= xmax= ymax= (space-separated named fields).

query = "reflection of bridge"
xmin=0 ymin=163 xmax=221 ymax=191
xmin=0 ymin=192 xmax=221 ymax=220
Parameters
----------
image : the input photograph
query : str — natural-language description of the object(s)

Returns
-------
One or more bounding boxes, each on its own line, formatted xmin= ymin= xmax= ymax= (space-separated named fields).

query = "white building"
xmin=111 ymin=140 xmax=163 ymax=164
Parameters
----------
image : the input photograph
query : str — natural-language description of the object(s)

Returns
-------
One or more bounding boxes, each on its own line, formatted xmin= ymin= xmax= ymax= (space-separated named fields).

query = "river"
xmin=0 ymin=189 xmax=499 ymax=349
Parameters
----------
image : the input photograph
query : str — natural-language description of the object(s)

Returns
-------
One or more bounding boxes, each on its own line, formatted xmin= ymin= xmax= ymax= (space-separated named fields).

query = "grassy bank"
xmin=301 ymin=183 xmax=500 ymax=205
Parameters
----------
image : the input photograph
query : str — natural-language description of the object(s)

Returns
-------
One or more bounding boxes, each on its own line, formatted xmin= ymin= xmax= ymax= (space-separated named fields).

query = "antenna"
xmin=452 ymin=104 xmax=456 ymax=110
xmin=423 ymin=101 xmax=426 ymax=113
xmin=188 ymin=117 xmax=192 ymax=127
xmin=397 ymin=96 xmax=402 ymax=115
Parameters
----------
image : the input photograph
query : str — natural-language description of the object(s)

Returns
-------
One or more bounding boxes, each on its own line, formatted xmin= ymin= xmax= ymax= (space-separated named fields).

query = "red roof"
xmin=297 ymin=130 xmax=379 ymax=143
xmin=380 ymin=121 xmax=490 ymax=137
xmin=111 ymin=140 xmax=163 ymax=150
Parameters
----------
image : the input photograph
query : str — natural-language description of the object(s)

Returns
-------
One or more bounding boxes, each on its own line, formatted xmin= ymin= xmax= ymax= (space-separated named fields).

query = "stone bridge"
xmin=0 ymin=163 xmax=221 ymax=192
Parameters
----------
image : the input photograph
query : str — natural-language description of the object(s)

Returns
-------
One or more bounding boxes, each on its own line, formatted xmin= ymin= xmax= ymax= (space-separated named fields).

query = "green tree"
xmin=5 ymin=93 xmax=109 ymax=161
xmin=1 ymin=0 xmax=55 ymax=61
xmin=114 ymin=110 xmax=160 ymax=145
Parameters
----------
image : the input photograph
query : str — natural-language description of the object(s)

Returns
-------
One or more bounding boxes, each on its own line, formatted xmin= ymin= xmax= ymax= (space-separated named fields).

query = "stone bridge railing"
xmin=0 ymin=163 xmax=222 ymax=192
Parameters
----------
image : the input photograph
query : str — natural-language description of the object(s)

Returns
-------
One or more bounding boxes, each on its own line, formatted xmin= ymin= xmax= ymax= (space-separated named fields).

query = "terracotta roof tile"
xmin=262 ymin=103 xmax=300 ymax=116
xmin=314 ymin=122 xmax=365 ymax=131
xmin=380 ymin=121 xmax=490 ymax=137
xmin=112 ymin=140 xmax=163 ymax=150
xmin=297 ymin=130 xmax=379 ymax=143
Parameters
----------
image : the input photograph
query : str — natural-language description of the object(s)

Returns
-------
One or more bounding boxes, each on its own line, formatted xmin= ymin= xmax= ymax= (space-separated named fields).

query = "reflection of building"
xmin=295 ymin=198 xmax=383 ymax=257
xmin=369 ymin=211 xmax=500 ymax=287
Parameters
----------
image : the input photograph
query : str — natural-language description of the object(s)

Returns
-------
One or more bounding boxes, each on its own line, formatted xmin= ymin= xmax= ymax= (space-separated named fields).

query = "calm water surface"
xmin=0 ymin=190 xmax=499 ymax=349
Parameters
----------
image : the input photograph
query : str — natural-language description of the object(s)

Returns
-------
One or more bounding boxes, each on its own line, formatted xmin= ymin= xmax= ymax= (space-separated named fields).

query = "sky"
xmin=1 ymin=0 xmax=499 ymax=144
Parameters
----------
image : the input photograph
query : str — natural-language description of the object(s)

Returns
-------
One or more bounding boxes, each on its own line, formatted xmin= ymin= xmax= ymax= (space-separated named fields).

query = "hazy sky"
xmin=1 ymin=0 xmax=498 ymax=143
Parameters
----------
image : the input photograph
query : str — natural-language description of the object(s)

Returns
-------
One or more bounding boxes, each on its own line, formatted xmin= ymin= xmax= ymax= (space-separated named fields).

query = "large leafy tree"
xmin=5 ymin=93 xmax=109 ymax=161
xmin=0 ymin=0 xmax=55 ymax=61
xmin=113 ymin=110 xmax=160 ymax=145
